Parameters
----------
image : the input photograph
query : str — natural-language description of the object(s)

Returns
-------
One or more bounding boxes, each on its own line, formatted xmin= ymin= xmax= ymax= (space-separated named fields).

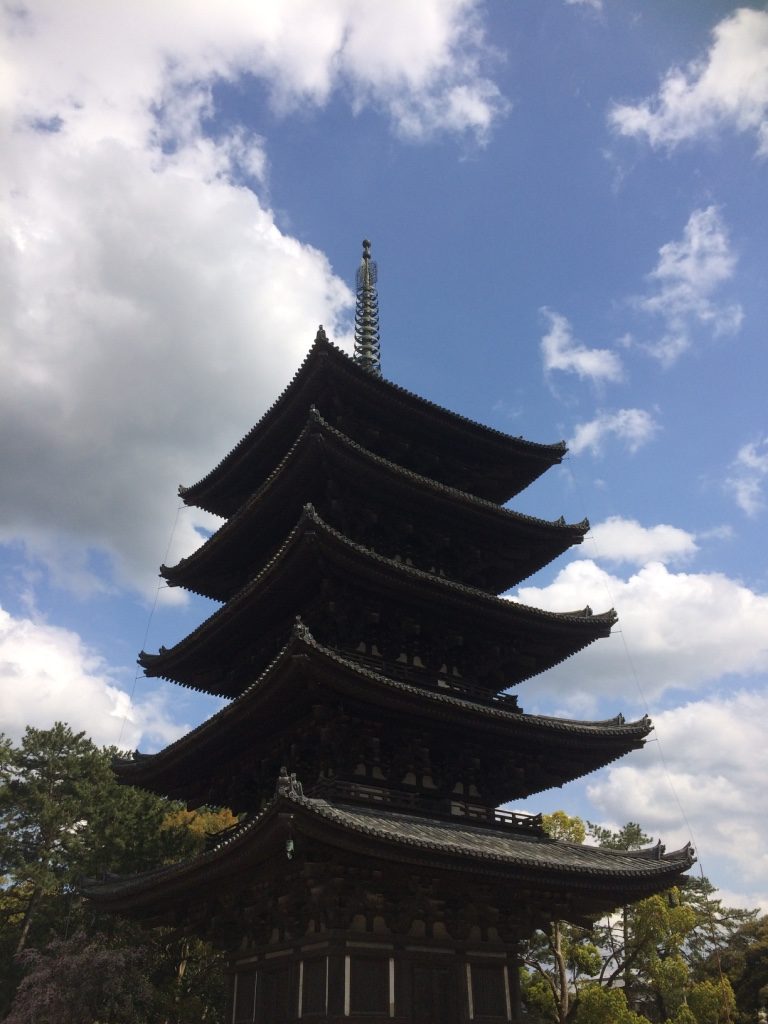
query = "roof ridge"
xmin=180 ymin=329 xmax=567 ymax=499
xmin=291 ymin=798 xmax=697 ymax=877
xmin=141 ymin=507 xmax=616 ymax=672
xmin=83 ymin=795 xmax=695 ymax=901
xmin=301 ymin=505 xmax=616 ymax=624
xmin=163 ymin=407 xmax=588 ymax=580
xmin=125 ymin=628 xmax=649 ymax=778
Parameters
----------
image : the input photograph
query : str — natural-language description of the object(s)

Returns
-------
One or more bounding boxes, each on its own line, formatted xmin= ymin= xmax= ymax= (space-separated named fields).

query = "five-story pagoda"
xmin=85 ymin=242 xmax=694 ymax=1024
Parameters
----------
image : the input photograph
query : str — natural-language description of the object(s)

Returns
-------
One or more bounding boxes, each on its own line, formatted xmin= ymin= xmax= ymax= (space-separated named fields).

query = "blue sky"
xmin=2 ymin=1 xmax=768 ymax=912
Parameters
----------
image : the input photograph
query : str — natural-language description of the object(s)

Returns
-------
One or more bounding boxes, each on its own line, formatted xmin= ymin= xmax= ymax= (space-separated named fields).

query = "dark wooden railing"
xmin=307 ymin=779 xmax=543 ymax=835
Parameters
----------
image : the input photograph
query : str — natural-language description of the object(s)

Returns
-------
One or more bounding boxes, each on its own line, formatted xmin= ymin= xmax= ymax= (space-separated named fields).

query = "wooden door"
xmin=411 ymin=964 xmax=456 ymax=1023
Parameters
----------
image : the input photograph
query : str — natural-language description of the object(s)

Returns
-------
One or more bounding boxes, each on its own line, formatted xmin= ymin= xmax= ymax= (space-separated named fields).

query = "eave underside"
xmin=83 ymin=794 xmax=694 ymax=934
xmin=164 ymin=412 xmax=587 ymax=600
xmin=140 ymin=509 xmax=615 ymax=698
xmin=119 ymin=631 xmax=650 ymax=809
xmin=180 ymin=333 xmax=566 ymax=516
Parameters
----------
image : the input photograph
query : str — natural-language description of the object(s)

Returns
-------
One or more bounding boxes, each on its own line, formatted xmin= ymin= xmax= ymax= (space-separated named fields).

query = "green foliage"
xmin=543 ymin=811 xmax=587 ymax=844
xmin=574 ymin=984 xmax=651 ymax=1024
xmin=587 ymin=821 xmax=652 ymax=851
xmin=523 ymin=814 xmax=598 ymax=1023
xmin=697 ymin=913 xmax=768 ymax=1022
xmin=0 ymin=723 xmax=109 ymax=896
xmin=665 ymin=1006 xmax=698 ymax=1024
xmin=521 ymin=966 xmax=560 ymax=1022
xmin=522 ymin=920 xmax=604 ymax=1023
xmin=686 ymin=978 xmax=737 ymax=1024
xmin=572 ymin=942 xmax=604 ymax=978
xmin=0 ymin=724 xmax=231 ymax=1021
xmin=522 ymin=815 xmax=757 ymax=1024
xmin=681 ymin=876 xmax=759 ymax=974
xmin=651 ymin=953 xmax=689 ymax=1016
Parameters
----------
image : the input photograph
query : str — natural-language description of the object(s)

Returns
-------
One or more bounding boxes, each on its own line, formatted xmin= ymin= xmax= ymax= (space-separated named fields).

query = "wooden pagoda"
xmin=85 ymin=242 xmax=694 ymax=1023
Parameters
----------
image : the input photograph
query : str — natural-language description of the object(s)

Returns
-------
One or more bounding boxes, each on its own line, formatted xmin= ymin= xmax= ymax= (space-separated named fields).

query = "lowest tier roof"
xmin=179 ymin=328 xmax=567 ymax=516
xmin=82 ymin=790 xmax=695 ymax=925
xmin=140 ymin=506 xmax=616 ymax=697
xmin=163 ymin=409 xmax=588 ymax=601
xmin=119 ymin=626 xmax=651 ymax=807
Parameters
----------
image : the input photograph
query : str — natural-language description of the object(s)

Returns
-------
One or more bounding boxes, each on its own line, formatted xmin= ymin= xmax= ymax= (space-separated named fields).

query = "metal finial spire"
xmin=354 ymin=239 xmax=381 ymax=376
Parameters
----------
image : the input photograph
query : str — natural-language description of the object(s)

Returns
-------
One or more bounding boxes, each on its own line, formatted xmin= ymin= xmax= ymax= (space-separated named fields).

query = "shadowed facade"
xmin=84 ymin=243 xmax=693 ymax=1024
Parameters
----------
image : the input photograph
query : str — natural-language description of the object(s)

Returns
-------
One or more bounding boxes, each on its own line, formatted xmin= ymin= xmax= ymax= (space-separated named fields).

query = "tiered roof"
xmin=83 ymin=788 xmax=694 ymax=929
xmin=163 ymin=408 xmax=588 ymax=599
xmin=179 ymin=327 xmax=567 ymax=514
xmin=141 ymin=505 xmax=615 ymax=698
xmin=119 ymin=625 xmax=651 ymax=810
xmin=89 ymin=244 xmax=693 ymax=933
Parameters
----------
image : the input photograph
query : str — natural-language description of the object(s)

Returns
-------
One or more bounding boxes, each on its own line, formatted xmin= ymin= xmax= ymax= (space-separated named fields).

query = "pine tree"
xmin=0 ymin=723 xmax=233 ymax=1020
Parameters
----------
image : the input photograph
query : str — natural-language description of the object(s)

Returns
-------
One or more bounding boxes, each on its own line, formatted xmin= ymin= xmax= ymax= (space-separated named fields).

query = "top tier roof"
xmin=180 ymin=328 xmax=567 ymax=517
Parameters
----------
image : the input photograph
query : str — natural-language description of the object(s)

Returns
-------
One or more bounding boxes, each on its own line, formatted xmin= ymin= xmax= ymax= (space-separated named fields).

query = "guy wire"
xmin=116 ymin=501 xmax=184 ymax=749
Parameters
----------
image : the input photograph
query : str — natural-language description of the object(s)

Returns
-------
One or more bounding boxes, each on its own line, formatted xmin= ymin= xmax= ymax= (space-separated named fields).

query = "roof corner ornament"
xmin=276 ymin=766 xmax=304 ymax=800
xmin=291 ymin=615 xmax=313 ymax=643
xmin=354 ymin=238 xmax=382 ymax=377
xmin=276 ymin=765 xmax=291 ymax=797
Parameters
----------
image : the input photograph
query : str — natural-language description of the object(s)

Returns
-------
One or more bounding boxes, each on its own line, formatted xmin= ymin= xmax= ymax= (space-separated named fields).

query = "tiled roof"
xmin=301 ymin=799 xmax=695 ymax=881
xmin=180 ymin=329 xmax=566 ymax=504
xmin=82 ymin=791 xmax=695 ymax=908
xmin=242 ymin=505 xmax=613 ymax=625
xmin=163 ymin=408 xmax=587 ymax=598
xmin=117 ymin=628 xmax=650 ymax=798
xmin=141 ymin=507 xmax=616 ymax=687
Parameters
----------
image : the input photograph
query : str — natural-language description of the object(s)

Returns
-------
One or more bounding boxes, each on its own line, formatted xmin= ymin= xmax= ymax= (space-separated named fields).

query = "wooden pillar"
xmin=326 ymin=950 xmax=346 ymax=1018
xmin=509 ymin=948 xmax=522 ymax=1023
xmin=224 ymin=966 xmax=236 ymax=1024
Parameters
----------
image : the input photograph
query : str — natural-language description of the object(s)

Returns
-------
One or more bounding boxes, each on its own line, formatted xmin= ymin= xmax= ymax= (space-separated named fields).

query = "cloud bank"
xmin=588 ymin=690 xmax=768 ymax=910
xmin=610 ymin=8 xmax=768 ymax=157
xmin=515 ymin=557 xmax=768 ymax=705
xmin=583 ymin=516 xmax=698 ymax=567
xmin=1 ymin=0 xmax=506 ymax=597
xmin=0 ymin=604 xmax=190 ymax=750
xmin=569 ymin=408 xmax=659 ymax=456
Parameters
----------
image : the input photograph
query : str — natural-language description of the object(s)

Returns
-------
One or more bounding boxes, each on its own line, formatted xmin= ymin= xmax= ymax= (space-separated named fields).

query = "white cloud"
xmin=610 ymin=8 xmax=768 ymax=157
xmin=0 ymin=604 xmax=193 ymax=749
xmin=726 ymin=437 xmax=768 ymax=517
xmin=565 ymin=0 xmax=602 ymax=10
xmin=2 ymin=1 xmax=505 ymax=146
xmin=569 ymin=408 xmax=659 ymax=455
xmin=0 ymin=132 xmax=352 ymax=594
xmin=587 ymin=690 xmax=768 ymax=910
xmin=583 ymin=516 xmax=698 ymax=566
xmin=515 ymin=559 xmax=768 ymax=704
xmin=540 ymin=309 xmax=623 ymax=383
xmin=0 ymin=1 xmax=507 ymax=598
xmin=635 ymin=206 xmax=742 ymax=365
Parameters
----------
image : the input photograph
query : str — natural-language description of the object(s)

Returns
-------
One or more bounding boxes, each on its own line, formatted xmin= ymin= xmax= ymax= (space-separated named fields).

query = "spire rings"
xmin=354 ymin=238 xmax=382 ymax=376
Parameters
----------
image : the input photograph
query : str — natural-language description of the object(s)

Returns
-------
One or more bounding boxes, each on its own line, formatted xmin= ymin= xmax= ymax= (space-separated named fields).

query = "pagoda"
xmin=86 ymin=241 xmax=694 ymax=1023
